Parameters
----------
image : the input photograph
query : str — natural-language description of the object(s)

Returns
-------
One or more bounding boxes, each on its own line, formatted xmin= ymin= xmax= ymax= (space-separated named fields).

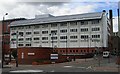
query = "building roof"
xmin=10 ymin=12 xmax=104 ymax=27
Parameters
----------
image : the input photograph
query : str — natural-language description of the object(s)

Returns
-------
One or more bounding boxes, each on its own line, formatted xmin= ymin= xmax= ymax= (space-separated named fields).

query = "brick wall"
xmin=17 ymin=47 xmax=52 ymax=64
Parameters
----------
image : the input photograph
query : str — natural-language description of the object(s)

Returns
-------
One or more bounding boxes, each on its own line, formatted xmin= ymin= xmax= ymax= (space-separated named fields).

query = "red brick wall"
xmin=18 ymin=47 xmax=52 ymax=64
xmin=54 ymin=48 xmax=95 ymax=54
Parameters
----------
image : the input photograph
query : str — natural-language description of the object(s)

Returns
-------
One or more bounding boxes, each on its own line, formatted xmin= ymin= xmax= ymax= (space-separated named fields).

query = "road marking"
xmin=9 ymin=70 xmax=44 ymax=73
xmin=51 ymin=70 xmax=55 ymax=72
xmin=77 ymin=67 xmax=86 ymax=69
xmin=86 ymin=66 xmax=92 ymax=69
xmin=64 ymin=66 xmax=72 ymax=68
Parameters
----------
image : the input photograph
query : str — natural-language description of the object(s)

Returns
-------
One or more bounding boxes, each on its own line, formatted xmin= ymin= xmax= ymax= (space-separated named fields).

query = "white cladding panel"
xmin=10 ymin=12 xmax=109 ymax=48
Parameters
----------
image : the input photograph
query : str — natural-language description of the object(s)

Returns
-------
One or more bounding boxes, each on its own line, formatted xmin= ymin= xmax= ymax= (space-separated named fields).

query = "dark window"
xmin=76 ymin=50 xmax=78 ymax=52
xmin=18 ymin=44 xmax=23 ymax=46
xmin=26 ymin=32 xmax=31 ymax=35
xmin=60 ymin=36 xmax=67 ymax=39
xmin=34 ymin=38 xmax=39 ymax=40
xmin=26 ymin=44 xmax=31 ymax=46
xmin=81 ymin=21 xmax=88 ymax=25
xmin=19 ymin=32 xmax=23 ymax=36
xmin=60 ymin=29 xmax=67 ymax=33
xmin=51 ymin=23 xmax=57 ymax=27
xmin=34 ymin=31 xmax=39 ymax=34
xmin=70 ymin=29 xmax=77 ymax=32
xmin=91 ymin=20 xmax=99 ymax=24
xmin=70 ymin=36 xmax=78 ymax=39
xmin=42 ymin=37 xmax=48 ymax=40
xmin=42 ymin=31 xmax=48 ymax=34
xmin=18 ymin=38 xmax=24 ymax=41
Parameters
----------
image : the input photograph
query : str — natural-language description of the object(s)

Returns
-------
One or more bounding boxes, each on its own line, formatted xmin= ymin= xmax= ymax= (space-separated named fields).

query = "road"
xmin=2 ymin=55 xmax=120 ymax=74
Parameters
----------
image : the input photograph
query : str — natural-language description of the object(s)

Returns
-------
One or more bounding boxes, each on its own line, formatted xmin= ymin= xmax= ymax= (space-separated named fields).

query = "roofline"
xmin=10 ymin=12 xmax=104 ymax=27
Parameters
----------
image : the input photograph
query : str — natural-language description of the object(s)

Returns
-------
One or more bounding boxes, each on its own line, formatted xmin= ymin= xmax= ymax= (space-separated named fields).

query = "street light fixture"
xmin=2 ymin=13 xmax=8 ymax=68
xmin=49 ymin=32 xmax=56 ymax=53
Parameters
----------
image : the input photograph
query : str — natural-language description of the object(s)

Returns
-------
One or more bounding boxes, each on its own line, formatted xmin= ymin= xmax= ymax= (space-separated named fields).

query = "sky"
xmin=0 ymin=0 xmax=119 ymax=32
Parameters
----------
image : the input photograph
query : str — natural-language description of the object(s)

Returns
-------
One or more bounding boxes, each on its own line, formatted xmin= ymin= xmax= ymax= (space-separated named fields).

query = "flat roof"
xmin=10 ymin=12 xmax=104 ymax=27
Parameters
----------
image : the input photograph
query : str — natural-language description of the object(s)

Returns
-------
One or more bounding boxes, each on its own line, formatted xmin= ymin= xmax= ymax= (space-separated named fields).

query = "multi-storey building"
xmin=10 ymin=11 xmax=112 ymax=58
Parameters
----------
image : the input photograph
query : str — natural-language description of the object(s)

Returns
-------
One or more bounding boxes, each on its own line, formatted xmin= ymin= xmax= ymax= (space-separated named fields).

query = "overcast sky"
xmin=0 ymin=0 xmax=119 ymax=32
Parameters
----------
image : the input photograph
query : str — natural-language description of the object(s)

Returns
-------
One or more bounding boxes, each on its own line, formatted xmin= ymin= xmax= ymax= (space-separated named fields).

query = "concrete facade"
xmin=9 ymin=11 xmax=112 ymax=57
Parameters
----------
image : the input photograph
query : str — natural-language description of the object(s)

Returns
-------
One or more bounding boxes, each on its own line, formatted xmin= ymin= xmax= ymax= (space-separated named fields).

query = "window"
xmin=34 ymin=31 xmax=39 ymax=34
xmin=42 ymin=31 xmax=48 ymax=34
xmin=81 ymin=21 xmax=88 ymax=25
xmin=26 ymin=38 xmax=32 ymax=41
xmin=81 ymin=28 xmax=88 ymax=32
xmin=60 ymin=29 xmax=67 ymax=33
xmin=70 ymin=29 xmax=77 ymax=32
xmin=60 ymin=36 xmax=67 ymax=39
xmin=70 ymin=50 xmax=72 ymax=52
xmin=19 ymin=32 xmax=24 ymax=36
xmin=26 ymin=32 xmax=31 ymax=35
xmin=51 ymin=37 xmax=57 ymax=40
xmin=60 ymin=22 xmax=67 ymax=26
xmin=18 ymin=27 xmax=24 ymax=29
xmin=51 ymin=23 xmax=57 ymax=27
xmin=42 ymin=24 xmax=48 ymax=28
xmin=81 ymin=35 xmax=89 ymax=39
xmin=11 ymin=33 xmax=16 ymax=35
xmin=92 ymin=35 xmax=100 ymax=38
xmin=70 ymin=21 xmax=77 ymax=26
xmin=34 ymin=37 xmax=39 ymax=40
xmin=25 ymin=26 xmax=32 ymax=29
xmin=18 ymin=44 xmax=23 ymax=46
xmin=92 ymin=20 xmax=99 ymax=24
xmin=51 ymin=30 xmax=57 ymax=34
xmin=11 ymin=39 xmax=16 ymax=41
xmin=18 ymin=38 xmax=24 ymax=41
xmin=42 ymin=37 xmax=48 ymax=40
xmin=26 ymin=44 xmax=31 ymax=46
xmin=92 ymin=27 xmax=100 ymax=31
xmin=34 ymin=25 xmax=39 ymax=29
xmin=70 ymin=36 xmax=78 ymax=39
xmin=76 ymin=50 xmax=78 ymax=52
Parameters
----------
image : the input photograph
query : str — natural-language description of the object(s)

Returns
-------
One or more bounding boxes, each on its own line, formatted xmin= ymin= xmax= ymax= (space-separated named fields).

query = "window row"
xmin=58 ymin=49 xmax=94 ymax=53
xmin=15 ymin=35 xmax=100 ymax=42
xmin=11 ymin=27 xmax=100 ymax=36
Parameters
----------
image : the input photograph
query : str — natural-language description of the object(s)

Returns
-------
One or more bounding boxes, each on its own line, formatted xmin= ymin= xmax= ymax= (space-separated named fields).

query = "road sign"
xmin=50 ymin=54 xmax=58 ymax=60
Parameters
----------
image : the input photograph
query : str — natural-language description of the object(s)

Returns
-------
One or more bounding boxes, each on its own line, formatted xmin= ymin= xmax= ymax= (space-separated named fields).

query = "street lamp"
xmin=2 ymin=13 xmax=8 ymax=68
xmin=49 ymin=32 xmax=56 ymax=53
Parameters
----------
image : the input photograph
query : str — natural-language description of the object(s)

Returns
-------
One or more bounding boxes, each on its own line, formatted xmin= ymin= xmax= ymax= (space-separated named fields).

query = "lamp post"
xmin=2 ymin=13 xmax=8 ymax=68
xmin=49 ymin=32 xmax=56 ymax=53
xmin=16 ymin=31 xmax=18 ymax=67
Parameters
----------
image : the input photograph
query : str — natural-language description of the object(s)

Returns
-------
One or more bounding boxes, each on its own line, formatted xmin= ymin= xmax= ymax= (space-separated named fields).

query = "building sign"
xmin=50 ymin=54 xmax=58 ymax=60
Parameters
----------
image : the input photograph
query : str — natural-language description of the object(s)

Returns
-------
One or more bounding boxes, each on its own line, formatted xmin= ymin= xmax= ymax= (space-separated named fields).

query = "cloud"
xmin=113 ymin=16 xmax=118 ymax=32
xmin=47 ymin=3 xmax=98 ymax=16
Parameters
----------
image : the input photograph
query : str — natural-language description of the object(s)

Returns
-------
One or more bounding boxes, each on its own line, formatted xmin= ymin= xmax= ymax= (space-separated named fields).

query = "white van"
xmin=103 ymin=51 xmax=110 ymax=58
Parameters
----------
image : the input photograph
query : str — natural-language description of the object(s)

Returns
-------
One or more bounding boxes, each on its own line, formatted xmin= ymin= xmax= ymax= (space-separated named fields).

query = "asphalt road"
xmin=2 ymin=55 xmax=120 ymax=74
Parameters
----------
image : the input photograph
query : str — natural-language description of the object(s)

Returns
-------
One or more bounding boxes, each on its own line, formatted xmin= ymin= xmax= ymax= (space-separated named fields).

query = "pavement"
xmin=2 ymin=56 xmax=120 ymax=73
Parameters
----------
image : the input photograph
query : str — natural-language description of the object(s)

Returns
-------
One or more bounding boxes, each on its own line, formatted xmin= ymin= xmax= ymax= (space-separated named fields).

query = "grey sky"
xmin=0 ymin=0 xmax=119 ymax=32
